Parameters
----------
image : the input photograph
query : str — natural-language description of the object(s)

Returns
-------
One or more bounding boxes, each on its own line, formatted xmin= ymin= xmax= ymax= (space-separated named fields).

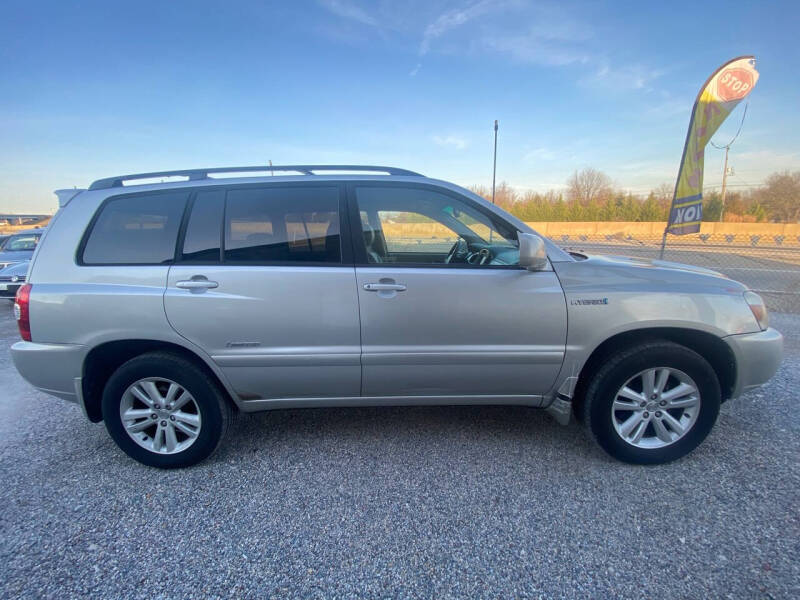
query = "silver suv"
xmin=11 ymin=165 xmax=783 ymax=468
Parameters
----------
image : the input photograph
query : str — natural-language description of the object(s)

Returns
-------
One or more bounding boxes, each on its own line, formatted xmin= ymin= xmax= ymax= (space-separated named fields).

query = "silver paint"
xmin=10 ymin=173 xmax=783 ymax=428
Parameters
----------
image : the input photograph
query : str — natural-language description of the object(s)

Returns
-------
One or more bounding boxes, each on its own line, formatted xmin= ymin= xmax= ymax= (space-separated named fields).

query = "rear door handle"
xmin=176 ymin=276 xmax=219 ymax=292
xmin=363 ymin=283 xmax=407 ymax=292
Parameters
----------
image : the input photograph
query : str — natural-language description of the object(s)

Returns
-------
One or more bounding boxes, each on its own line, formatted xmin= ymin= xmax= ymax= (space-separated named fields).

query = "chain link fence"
xmin=386 ymin=221 xmax=800 ymax=313
xmin=559 ymin=233 xmax=800 ymax=313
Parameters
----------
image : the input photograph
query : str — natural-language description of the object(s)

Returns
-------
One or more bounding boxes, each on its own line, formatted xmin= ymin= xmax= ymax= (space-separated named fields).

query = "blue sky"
xmin=1 ymin=0 xmax=798 ymax=212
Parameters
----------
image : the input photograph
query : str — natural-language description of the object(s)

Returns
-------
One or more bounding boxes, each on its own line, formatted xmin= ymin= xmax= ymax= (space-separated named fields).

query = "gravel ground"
xmin=0 ymin=305 xmax=797 ymax=599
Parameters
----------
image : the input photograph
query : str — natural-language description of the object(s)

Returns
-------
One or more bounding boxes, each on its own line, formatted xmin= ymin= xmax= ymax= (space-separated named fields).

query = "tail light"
xmin=14 ymin=283 xmax=32 ymax=341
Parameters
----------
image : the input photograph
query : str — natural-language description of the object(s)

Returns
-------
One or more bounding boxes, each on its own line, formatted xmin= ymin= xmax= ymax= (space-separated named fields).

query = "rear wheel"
xmin=102 ymin=352 xmax=231 ymax=468
xmin=583 ymin=341 xmax=720 ymax=464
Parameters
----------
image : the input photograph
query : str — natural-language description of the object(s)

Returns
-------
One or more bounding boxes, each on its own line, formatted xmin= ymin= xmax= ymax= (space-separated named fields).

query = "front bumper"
xmin=724 ymin=327 xmax=783 ymax=399
xmin=11 ymin=341 xmax=87 ymax=403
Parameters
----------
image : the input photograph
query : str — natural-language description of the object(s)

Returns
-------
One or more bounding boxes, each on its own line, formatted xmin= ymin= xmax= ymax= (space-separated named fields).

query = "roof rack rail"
xmin=88 ymin=165 xmax=423 ymax=190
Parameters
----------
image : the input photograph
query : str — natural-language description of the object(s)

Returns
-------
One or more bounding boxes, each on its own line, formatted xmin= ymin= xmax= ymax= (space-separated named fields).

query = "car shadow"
xmin=215 ymin=403 xmax=600 ymax=465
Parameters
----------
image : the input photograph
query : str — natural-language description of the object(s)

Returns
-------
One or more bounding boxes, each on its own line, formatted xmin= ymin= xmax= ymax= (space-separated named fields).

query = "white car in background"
xmin=0 ymin=229 xmax=44 ymax=269
xmin=0 ymin=260 xmax=29 ymax=299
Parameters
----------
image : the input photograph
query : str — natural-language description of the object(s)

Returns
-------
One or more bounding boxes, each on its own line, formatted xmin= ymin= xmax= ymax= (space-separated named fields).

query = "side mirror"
xmin=518 ymin=233 xmax=548 ymax=271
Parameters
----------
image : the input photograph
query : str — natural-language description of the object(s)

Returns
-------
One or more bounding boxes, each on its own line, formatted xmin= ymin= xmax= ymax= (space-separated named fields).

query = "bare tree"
xmin=753 ymin=170 xmax=800 ymax=223
xmin=654 ymin=182 xmax=674 ymax=203
xmin=469 ymin=183 xmax=517 ymax=210
xmin=493 ymin=181 xmax=518 ymax=210
xmin=566 ymin=168 xmax=613 ymax=205
xmin=468 ymin=185 xmax=490 ymax=200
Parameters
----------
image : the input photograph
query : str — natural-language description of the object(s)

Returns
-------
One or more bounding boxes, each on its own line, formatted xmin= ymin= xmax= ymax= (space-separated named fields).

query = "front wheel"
xmin=583 ymin=341 xmax=720 ymax=464
xmin=102 ymin=352 xmax=231 ymax=468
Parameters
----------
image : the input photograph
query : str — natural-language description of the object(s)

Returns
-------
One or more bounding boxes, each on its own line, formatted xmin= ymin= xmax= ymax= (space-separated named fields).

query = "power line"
xmin=703 ymin=182 xmax=765 ymax=189
xmin=710 ymin=103 xmax=748 ymax=150
xmin=618 ymin=181 xmax=766 ymax=193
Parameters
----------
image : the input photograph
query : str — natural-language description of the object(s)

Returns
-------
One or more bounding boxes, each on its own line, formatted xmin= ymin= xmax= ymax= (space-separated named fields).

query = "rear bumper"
xmin=724 ymin=327 xmax=783 ymax=399
xmin=0 ymin=284 xmax=22 ymax=298
xmin=11 ymin=341 xmax=87 ymax=403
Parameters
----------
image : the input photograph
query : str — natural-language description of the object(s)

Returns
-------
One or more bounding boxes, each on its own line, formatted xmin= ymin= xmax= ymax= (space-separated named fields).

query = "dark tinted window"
xmin=181 ymin=190 xmax=224 ymax=262
xmin=4 ymin=233 xmax=41 ymax=252
xmin=82 ymin=192 xmax=188 ymax=264
xmin=224 ymin=186 xmax=340 ymax=263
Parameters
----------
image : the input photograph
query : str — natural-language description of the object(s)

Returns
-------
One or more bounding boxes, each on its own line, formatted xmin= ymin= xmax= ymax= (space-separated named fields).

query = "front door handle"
xmin=363 ymin=282 xmax=407 ymax=292
xmin=176 ymin=275 xmax=219 ymax=292
xmin=363 ymin=278 xmax=407 ymax=298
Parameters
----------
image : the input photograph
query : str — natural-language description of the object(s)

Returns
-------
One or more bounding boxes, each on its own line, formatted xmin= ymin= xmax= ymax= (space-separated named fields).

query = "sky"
xmin=1 ymin=0 xmax=798 ymax=213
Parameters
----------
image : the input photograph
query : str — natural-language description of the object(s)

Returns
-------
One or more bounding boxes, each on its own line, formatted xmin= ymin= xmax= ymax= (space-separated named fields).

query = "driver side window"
xmin=354 ymin=186 xmax=519 ymax=266
xmin=360 ymin=210 xmax=459 ymax=255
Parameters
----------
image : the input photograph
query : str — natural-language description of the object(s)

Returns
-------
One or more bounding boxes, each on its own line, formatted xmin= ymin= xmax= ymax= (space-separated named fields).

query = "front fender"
xmin=548 ymin=258 xmax=761 ymax=401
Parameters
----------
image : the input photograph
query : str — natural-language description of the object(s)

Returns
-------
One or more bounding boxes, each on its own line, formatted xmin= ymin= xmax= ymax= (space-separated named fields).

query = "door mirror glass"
xmin=518 ymin=233 xmax=548 ymax=271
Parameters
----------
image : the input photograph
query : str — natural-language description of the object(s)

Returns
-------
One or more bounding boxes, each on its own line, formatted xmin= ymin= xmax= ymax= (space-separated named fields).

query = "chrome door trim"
xmin=211 ymin=352 xmax=361 ymax=367
xmin=360 ymin=350 xmax=564 ymax=365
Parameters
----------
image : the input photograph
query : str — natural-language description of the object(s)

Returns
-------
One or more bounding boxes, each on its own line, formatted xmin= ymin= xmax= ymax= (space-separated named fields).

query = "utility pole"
xmin=491 ymin=120 xmax=498 ymax=204
xmin=719 ymin=146 xmax=730 ymax=222
xmin=712 ymin=102 xmax=748 ymax=223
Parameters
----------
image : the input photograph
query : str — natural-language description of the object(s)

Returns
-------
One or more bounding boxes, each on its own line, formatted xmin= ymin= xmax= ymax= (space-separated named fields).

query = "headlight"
xmin=743 ymin=291 xmax=768 ymax=331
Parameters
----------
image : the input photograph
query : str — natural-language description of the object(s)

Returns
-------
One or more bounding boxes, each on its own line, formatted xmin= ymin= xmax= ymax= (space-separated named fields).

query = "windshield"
xmin=4 ymin=234 xmax=40 ymax=252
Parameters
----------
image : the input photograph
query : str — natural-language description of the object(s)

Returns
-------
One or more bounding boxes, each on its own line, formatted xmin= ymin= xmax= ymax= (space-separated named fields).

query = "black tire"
xmin=102 ymin=352 xmax=231 ymax=468
xmin=583 ymin=341 xmax=720 ymax=464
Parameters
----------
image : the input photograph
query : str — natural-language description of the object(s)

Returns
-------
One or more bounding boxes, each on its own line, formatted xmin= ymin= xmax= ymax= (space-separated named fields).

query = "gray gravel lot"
xmin=0 ymin=305 xmax=798 ymax=599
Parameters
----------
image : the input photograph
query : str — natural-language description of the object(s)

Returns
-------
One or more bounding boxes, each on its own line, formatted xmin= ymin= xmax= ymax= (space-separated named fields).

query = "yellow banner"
xmin=668 ymin=56 xmax=759 ymax=234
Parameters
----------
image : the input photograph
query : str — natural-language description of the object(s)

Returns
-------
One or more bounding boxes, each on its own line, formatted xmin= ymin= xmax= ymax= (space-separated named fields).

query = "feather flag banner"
xmin=667 ymin=56 xmax=759 ymax=234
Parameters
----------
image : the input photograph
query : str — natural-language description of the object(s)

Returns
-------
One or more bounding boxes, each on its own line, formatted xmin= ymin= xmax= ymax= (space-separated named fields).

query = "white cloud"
xmin=644 ymin=97 xmax=691 ymax=119
xmin=317 ymin=0 xmax=378 ymax=27
xmin=525 ymin=147 xmax=558 ymax=161
xmin=315 ymin=1 xmax=664 ymax=98
xmin=478 ymin=5 xmax=591 ymax=66
xmin=724 ymin=149 xmax=800 ymax=180
xmin=581 ymin=62 xmax=664 ymax=93
xmin=483 ymin=33 xmax=589 ymax=67
xmin=417 ymin=2 xmax=660 ymax=95
xmin=420 ymin=0 xmax=500 ymax=55
xmin=432 ymin=135 xmax=468 ymax=150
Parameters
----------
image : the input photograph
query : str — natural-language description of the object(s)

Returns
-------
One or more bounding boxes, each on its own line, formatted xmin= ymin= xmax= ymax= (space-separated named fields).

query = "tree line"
xmin=469 ymin=168 xmax=800 ymax=223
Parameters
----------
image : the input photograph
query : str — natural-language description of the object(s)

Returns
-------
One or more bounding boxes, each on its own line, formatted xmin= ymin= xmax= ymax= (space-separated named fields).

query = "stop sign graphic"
xmin=716 ymin=68 xmax=754 ymax=102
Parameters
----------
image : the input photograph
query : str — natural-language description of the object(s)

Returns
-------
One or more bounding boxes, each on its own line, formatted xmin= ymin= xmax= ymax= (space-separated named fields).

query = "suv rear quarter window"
xmin=81 ymin=191 xmax=188 ymax=265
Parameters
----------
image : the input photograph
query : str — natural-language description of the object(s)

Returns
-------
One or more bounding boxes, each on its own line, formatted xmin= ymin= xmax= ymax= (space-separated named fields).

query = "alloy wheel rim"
xmin=120 ymin=377 xmax=202 ymax=455
xmin=611 ymin=367 xmax=701 ymax=449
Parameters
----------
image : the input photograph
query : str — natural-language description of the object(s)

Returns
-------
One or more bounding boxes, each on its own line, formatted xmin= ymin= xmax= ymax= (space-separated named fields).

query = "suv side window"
xmin=224 ymin=186 xmax=340 ymax=264
xmin=181 ymin=190 xmax=224 ymax=263
xmin=354 ymin=186 xmax=519 ymax=266
xmin=81 ymin=191 xmax=188 ymax=265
